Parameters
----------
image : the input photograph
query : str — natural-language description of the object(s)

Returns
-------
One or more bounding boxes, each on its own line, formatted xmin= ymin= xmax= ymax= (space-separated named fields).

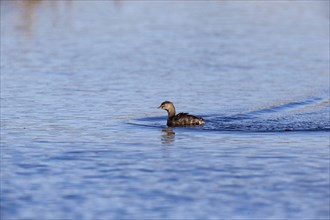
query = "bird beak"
xmin=158 ymin=105 xmax=162 ymax=109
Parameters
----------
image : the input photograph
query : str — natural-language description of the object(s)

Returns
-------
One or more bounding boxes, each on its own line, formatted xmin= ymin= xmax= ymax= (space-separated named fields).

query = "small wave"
xmin=128 ymin=97 xmax=330 ymax=132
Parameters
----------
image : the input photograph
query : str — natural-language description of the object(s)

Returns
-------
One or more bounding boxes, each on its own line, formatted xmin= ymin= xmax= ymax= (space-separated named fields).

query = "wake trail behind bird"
xmin=129 ymin=96 xmax=330 ymax=132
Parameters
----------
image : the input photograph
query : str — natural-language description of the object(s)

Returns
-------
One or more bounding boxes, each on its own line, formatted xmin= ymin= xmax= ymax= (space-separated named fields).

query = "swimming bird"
xmin=158 ymin=101 xmax=205 ymax=127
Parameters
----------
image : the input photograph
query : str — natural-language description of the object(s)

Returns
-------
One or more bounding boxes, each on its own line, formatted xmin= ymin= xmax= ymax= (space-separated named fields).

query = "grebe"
xmin=158 ymin=101 xmax=205 ymax=127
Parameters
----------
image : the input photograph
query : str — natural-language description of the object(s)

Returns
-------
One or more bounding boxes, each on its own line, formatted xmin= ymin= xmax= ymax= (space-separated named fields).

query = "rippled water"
xmin=1 ymin=1 xmax=329 ymax=219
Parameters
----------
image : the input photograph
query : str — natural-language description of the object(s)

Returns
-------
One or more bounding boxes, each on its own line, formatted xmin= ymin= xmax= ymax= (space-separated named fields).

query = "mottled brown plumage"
xmin=158 ymin=101 xmax=205 ymax=127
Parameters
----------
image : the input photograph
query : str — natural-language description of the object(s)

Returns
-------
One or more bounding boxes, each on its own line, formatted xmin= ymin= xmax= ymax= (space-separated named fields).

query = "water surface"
xmin=1 ymin=1 xmax=329 ymax=219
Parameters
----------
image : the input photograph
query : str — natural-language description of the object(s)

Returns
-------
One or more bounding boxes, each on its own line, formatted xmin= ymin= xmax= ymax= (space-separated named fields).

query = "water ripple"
xmin=129 ymin=97 xmax=330 ymax=132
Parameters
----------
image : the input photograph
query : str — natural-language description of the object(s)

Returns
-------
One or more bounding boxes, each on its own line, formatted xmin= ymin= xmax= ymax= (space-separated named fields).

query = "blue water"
xmin=1 ymin=1 xmax=329 ymax=219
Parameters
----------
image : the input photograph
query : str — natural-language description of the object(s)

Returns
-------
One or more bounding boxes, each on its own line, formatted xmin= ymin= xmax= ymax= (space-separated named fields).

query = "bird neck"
xmin=167 ymin=107 xmax=176 ymax=118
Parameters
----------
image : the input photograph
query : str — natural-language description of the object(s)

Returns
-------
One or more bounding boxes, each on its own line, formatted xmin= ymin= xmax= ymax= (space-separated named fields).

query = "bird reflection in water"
xmin=161 ymin=128 xmax=175 ymax=144
xmin=161 ymin=128 xmax=175 ymax=158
